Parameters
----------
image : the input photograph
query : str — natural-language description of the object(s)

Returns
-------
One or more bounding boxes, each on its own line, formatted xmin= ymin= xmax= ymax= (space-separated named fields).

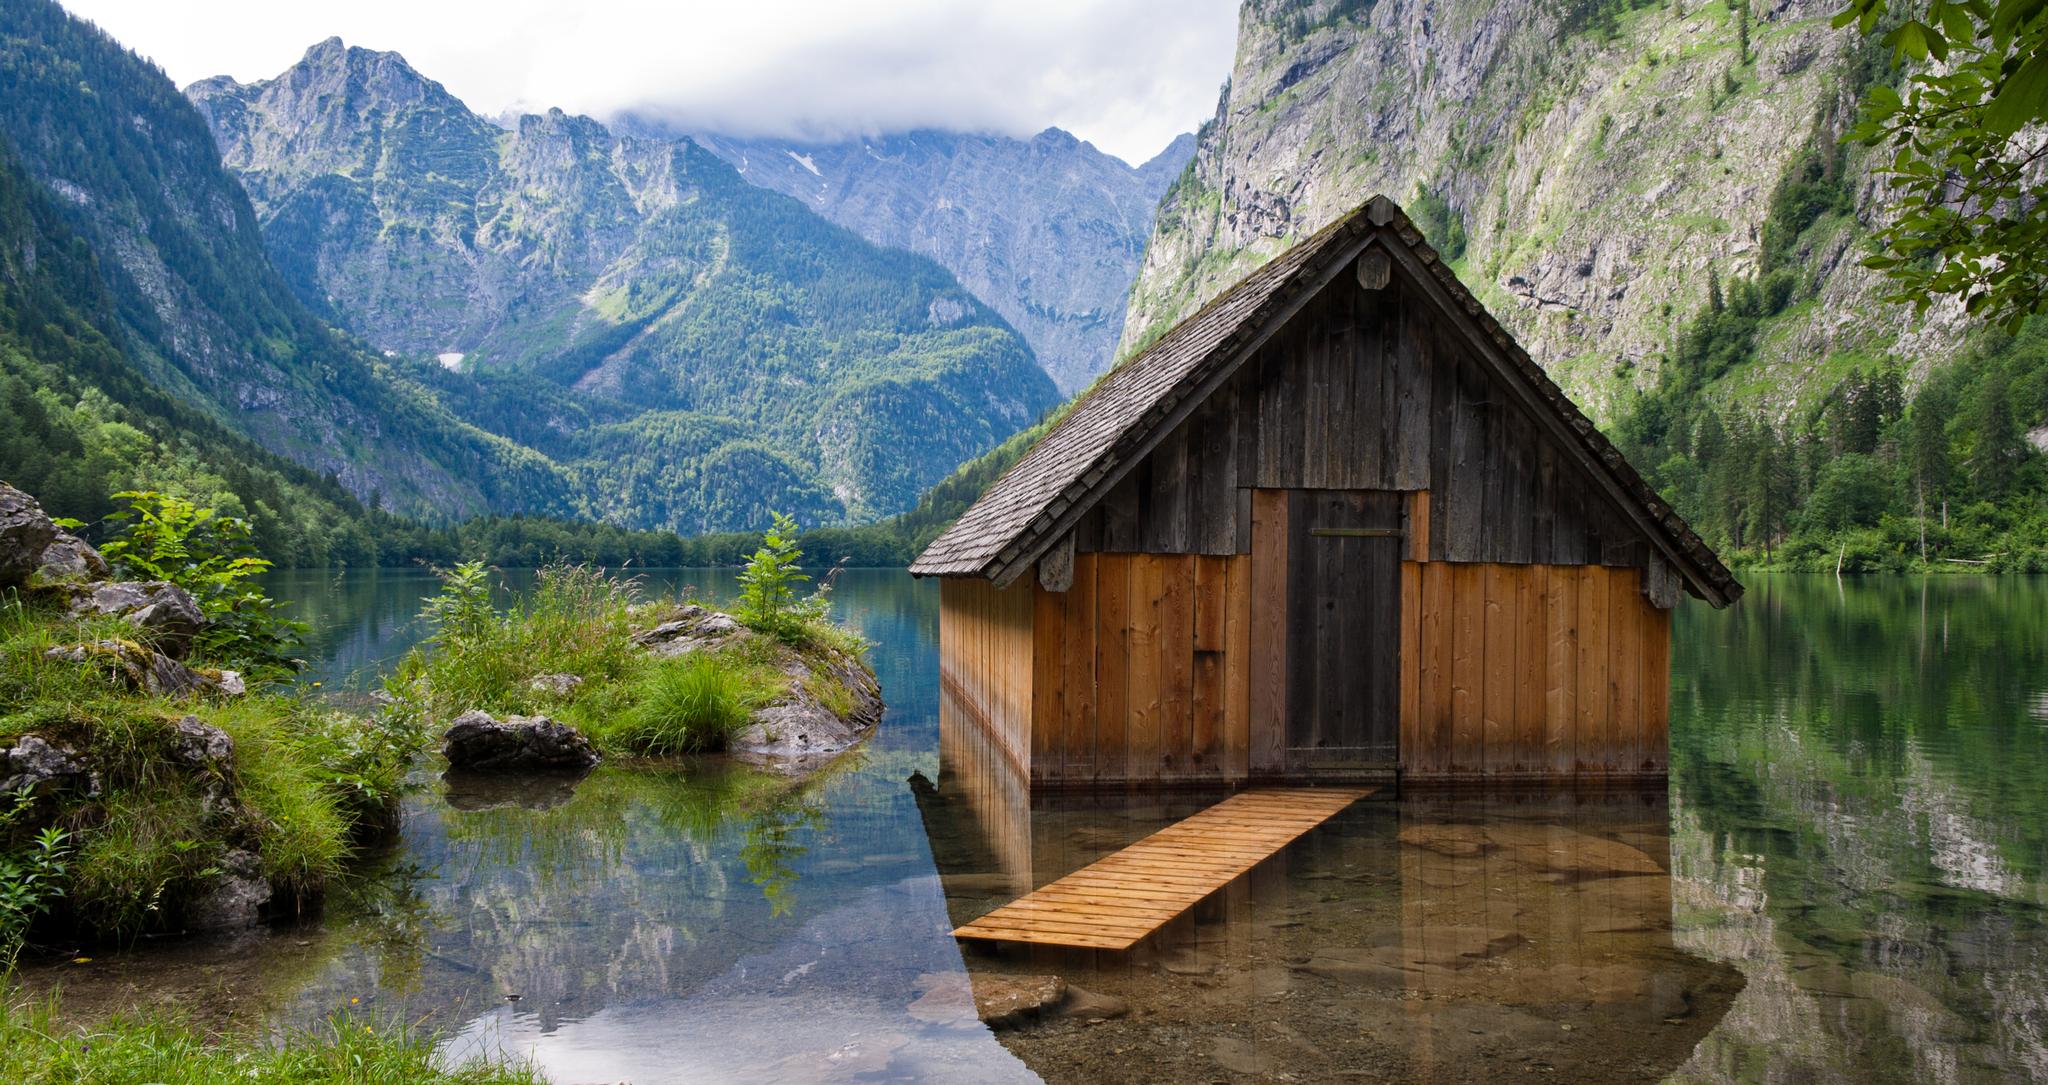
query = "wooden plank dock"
xmin=952 ymin=787 xmax=1373 ymax=950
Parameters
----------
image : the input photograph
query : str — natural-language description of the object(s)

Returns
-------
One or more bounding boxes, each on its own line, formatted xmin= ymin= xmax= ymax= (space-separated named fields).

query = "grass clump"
xmin=595 ymin=653 xmax=775 ymax=756
xmin=394 ymin=562 xmax=640 ymax=722
xmin=0 ymin=990 xmax=543 ymax=1085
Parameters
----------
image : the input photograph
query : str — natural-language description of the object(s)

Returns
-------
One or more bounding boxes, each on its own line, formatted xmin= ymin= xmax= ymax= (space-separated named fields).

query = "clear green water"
xmin=22 ymin=571 xmax=2048 ymax=1083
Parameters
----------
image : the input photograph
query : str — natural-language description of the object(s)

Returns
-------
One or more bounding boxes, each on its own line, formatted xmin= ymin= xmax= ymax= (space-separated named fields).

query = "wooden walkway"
xmin=952 ymin=788 xmax=1373 ymax=950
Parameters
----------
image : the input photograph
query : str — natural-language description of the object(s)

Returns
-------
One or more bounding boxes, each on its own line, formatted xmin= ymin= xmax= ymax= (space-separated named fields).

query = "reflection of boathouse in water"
xmin=910 ymin=708 xmax=1742 ymax=1080
xmin=912 ymin=195 xmax=1740 ymax=787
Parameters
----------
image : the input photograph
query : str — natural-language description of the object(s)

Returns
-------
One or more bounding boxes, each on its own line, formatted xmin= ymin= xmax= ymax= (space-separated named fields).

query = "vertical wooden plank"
xmin=1192 ymin=556 xmax=1227 ymax=778
xmin=1158 ymin=556 xmax=1196 ymax=780
xmin=1248 ymin=489 xmax=1289 ymax=776
xmin=1193 ymin=556 xmax=1228 ymax=651
xmin=1351 ymin=291 xmax=1384 ymax=488
xmin=1533 ymin=443 xmax=1557 ymax=565
xmin=1482 ymin=564 xmax=1515 ymax=776
xmin=1544 ymin=564 xmax=1577 ymax=778
xmin=1031 ymin=585 xmax=1064 ymax=784
xmin=1610 ymin=569 xmax=1642 ymax=776
xmin=1061 ymin=554 xmax=1099 ymax=784
xmin=1392 ymin=290 xmax=1433 ymax=490
xmin=1145 ymin=428 xmax=1190 ymax=553
xmin=1096 ymin=555 xmax=1132 ymax=783
xmin=1427 ymin=304 xmax=1458 ymax=561
xmin=1399 ymin=561 xmax=1421 ymax=770
xmin=1575 ymin=564 xmax=1610 ymax=775
xmin=1407 ymin=489 xmax=1431 ymax=563
xmin=1418 ymin=561 xmax=1453 ymax=776
xmin=1223 ymin=553 xmax=1253 ymax=782
xmin=1126 ymin=554 xmax=1164 ymax=783
xmin=1514 ymin=566 xmax=1546 ymax=776
xmin=1450 ymin=563 xmax=1483 ymax=776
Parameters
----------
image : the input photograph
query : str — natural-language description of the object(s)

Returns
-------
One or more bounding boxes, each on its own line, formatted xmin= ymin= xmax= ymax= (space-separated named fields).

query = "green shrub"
xmin=735 ymin=512 xmax=830 ymax=642
xmin=0 ymin=791 xmax=69 ymax=961
xmin=598 ymin=653 xmax=773 ymax=756
xmin=94 ymin=491 xmax=305 ymax=680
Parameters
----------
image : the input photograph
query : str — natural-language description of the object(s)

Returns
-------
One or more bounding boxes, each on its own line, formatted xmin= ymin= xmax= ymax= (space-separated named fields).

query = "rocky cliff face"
xmin=689 ymin=127 xmax=1195 ymax=393
xmin=187 ymin=40 xmax=1060 ymax=530
xmin=1121 ymin=0 xmax=1957 ymax=421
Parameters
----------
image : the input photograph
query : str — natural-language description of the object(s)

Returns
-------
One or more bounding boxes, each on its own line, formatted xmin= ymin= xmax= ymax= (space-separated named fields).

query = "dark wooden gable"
xmin=1068 ymin=272 xmax=1656 ymax=572
xmin=912 ymin=196 xmax=1740 ymax=607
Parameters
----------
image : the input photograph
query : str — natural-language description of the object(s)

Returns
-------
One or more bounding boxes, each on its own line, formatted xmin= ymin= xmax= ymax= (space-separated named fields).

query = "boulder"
xmin=441 ymin=710 xmax=599 ymax=773
xmin=168 ymin=714 xmax=235 ymax=768
xmin=729 ymin=642 xmax=884 ymax=762
xmin=528 ymin=672 xmax=583 ymax=696
xmin=34 ymin=531 xmax=110 ymax=583
xmin=186 ymin=847 xmax=272 ymax=932
xmin=68 ymin=581 xmax=206 ymax=658
xmin=632 ymin=604 xmax=747 ymax=657
xmin=0 ymin=481 xmax=59 ymax=589
xmin=0 ymin=735 xmax=100 ymax=804
xmin=44 ymin=639 xmax=227 ymax=697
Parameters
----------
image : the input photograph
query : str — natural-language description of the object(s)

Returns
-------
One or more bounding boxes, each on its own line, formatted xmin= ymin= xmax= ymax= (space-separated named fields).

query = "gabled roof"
xmin=911 ymin=196 xmax=1741 ymax=608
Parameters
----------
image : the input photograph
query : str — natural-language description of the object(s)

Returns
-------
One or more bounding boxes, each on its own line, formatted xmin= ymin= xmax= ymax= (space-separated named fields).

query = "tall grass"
xmin=0 ymin=990 xmax=545 ymax=1085
xmin=398 ymin=563 xmax=641 ymax=720
xmin=594 ymin=654 xmax=773 ymax=756
xmin=1 ymin=590 xmax=425 ymax=941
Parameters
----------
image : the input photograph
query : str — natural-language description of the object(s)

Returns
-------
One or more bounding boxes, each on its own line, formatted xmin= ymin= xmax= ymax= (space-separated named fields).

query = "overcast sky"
xmin=61 ymin=0 xmax=1239 ymax=165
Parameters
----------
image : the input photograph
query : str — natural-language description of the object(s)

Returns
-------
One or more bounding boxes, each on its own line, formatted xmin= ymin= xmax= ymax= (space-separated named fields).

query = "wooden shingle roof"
xmin=910 ymin=196 xmax=1741 ymax=608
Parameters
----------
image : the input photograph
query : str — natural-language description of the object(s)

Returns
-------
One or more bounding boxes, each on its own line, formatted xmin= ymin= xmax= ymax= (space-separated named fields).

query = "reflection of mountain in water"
xmin=1665 ymin=575 xmax=2048 ymax=1084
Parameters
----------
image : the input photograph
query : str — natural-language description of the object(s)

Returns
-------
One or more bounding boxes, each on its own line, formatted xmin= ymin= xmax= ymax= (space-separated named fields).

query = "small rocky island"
xmin=401 ymin=519 xmax=882 ymax=795
xmin=439 ymin=601 xmax=883 ymax=779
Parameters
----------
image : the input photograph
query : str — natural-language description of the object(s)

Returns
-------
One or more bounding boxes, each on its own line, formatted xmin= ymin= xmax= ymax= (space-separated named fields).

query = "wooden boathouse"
xmin=911 ymin=195 xmax=1739 ymax=788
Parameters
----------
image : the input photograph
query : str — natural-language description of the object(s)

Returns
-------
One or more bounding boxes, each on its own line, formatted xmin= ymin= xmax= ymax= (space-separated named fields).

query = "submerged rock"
xmin=441 ymin=768 xmax=587 ymax=811
xmin=908 ymin=972 xmax=1074 ymax=1029
xmin=0 ymin=481 xmax=59 ymax=589
xmin=441 ymin=710 xmax=599 ymax=772
xmin=44 ymin=639 xmax=230 ymax=697
xmin=67 ymin=581 xmax=206 ymax=658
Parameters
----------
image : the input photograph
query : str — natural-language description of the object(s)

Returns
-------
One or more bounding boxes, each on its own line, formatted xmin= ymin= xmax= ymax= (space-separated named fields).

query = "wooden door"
xmin=1284 ymin=490 xmax=1403 ymax=772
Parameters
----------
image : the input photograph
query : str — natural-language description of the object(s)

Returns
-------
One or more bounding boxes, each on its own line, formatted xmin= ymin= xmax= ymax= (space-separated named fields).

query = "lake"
xmin=21 ymin=569 xmax=2048 ymax=1083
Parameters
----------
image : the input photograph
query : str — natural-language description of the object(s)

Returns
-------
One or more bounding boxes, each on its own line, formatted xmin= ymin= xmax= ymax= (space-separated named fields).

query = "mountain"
xmin=1120 ymin=0 xmax=1957 ymax=421
xmin=685 ymin=127 xmax=1196 ymax=393
xmin=0 ymin=2 xmax=576 ymax=525
xmin=184 ymin=39 xmax=1061 ymax=532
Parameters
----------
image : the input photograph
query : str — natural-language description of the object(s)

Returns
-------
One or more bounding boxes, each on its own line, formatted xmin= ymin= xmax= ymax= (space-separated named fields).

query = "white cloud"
xmin=61 ymin=0 xmax=1238 ymax=164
